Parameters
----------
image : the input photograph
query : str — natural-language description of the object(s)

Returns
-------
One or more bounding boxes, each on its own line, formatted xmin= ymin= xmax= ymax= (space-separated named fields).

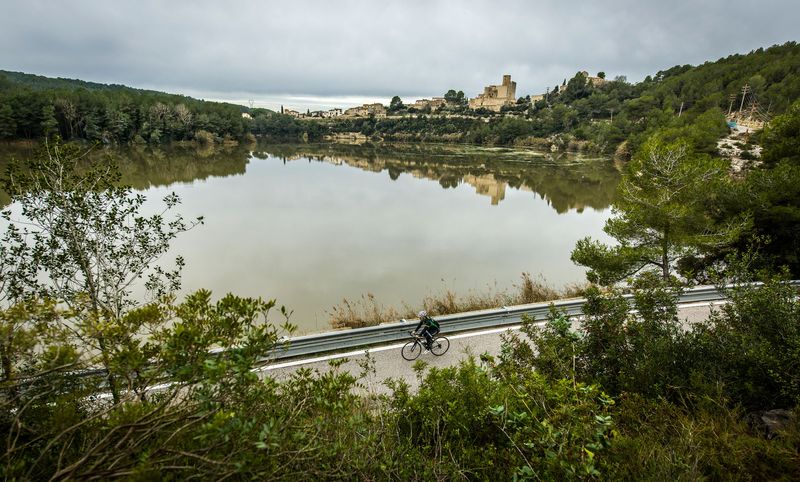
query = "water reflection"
xmin=256 ymin=143 xmax=620 ymax=213
xmin=0 ymin=142 xmax=253 ymax=208
xmin=0 ymin=142 xmax=620 ymax=333
xmin=1 ymin=142 xmax=619 ymax=213
xmin=114 ymin=144 xmax=251 ymax=190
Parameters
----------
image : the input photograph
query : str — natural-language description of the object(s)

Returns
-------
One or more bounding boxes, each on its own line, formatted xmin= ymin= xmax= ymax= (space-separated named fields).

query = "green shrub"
xmin=687 ymin=275 xmax=800 ymax=410
xmin=393 ymin=358 xmax=615 ymax=480
xmin=605 ymin=394 xmax=800 ymax=481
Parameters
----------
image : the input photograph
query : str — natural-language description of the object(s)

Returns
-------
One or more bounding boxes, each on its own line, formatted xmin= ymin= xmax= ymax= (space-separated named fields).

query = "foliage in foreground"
xmin=2 ymin=134 xmax=799 ymax=480
xmin=504 ymin=272 xmax=800 ymax=479
xmin=2 ymin=275 xmax=799 ymax=480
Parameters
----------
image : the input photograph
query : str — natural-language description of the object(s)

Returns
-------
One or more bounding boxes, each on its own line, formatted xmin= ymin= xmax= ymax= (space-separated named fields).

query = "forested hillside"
xmin=336 ymin=41 xmax=800 ymax=154
xmin=0 ymin=70 xmax=324 ymax=144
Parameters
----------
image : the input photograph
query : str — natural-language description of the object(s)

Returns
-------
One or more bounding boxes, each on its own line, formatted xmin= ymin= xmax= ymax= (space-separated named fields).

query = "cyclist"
xmin=413 ymin=310 xmax=440 ymax=350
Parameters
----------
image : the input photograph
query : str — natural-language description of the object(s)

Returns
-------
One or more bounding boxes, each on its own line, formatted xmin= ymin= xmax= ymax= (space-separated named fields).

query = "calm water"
xmin=1 ymin=142 xmax=620 ymax=333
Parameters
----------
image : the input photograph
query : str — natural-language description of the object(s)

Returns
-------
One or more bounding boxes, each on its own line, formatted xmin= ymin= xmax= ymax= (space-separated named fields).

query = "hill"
xmin=331 ymin=41 xmax=800 ymax=154
xmin=1 ymin=70 xmax=175 ymax=96
xmin=0 ymin=70 xmax=304 ymax=144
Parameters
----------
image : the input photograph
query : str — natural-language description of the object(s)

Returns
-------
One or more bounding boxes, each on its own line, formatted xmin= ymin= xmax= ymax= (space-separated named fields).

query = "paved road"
xmin=258 ymin=300 xmax=726 ymax=395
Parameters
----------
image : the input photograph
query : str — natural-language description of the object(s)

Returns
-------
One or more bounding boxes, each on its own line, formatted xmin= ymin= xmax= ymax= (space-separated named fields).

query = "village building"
xmin=410 ymin=97 xmax=448 ymax=111
xmin=469 ymin=75 xmax=517 ymax=112
xmin=343 ymin=106 xmax=367 ymax=117
xmin=304 ymin=108 xmax=345 ymax=118
xmin=344 ymin=103 xmax=387 ymax=118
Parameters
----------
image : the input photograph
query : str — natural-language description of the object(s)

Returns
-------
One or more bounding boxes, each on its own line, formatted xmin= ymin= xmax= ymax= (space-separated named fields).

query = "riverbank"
xmin=329 ymin=272 xmax=589 ymax=329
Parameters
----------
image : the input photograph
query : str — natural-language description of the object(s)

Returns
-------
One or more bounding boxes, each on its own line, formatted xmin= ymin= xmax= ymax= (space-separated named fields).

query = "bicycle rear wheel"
xmin=401 ymin=340 xmax=422 ymax=360
xmin=430 ymin=336 xmax=450 ymax=356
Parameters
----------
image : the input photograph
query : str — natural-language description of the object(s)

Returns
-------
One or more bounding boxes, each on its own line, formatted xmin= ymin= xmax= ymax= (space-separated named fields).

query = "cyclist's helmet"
xmin=418 ymin=310 xmax=428 ymax=319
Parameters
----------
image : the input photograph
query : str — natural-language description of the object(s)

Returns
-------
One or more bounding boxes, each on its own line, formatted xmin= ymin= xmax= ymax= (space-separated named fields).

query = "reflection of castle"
xmin=267 ymin=145 xmax=618 ymax=213
xmin=463 ymin=174 xmax=506 ymax=205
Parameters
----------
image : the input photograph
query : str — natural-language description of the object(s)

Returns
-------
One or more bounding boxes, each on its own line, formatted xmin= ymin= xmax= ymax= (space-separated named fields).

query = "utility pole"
xmin=678 ymin=101 xmax=684 ymax=117
xmin=609 ymin=108 xmax=614 ymax=123
xmin=739 ymin=83 xmax=750 ymax=113
xmin=727 ymin=93 xmax=737 ymax=116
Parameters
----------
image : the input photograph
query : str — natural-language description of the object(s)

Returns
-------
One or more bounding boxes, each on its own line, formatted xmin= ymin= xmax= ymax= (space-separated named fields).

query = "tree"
xmin=571 ymin=138 xmax=747 ymax=283
xmin=597 ymin=72 xmax=606 ymax=79
xmin=562 ymin=72 xmax=590 ymax=102
xmin=389 ymin=95 xmax=404 ymax=113
xmin=761 ymin=100 xmax=800 ymax=167
xmin=55 ymin=98 xmax=79 ymax=138
xmin=733 ymin=101 xmax=800 ymax=275
xmin=0 ymin=104 xmax=15 ymax=139
xmin=444 ymin=89 xmax=466 ymax=106
xmin=1 ymin=139 xmax=203 ymax=401
xmin=40 ymin=104 xmax=58 ymax=138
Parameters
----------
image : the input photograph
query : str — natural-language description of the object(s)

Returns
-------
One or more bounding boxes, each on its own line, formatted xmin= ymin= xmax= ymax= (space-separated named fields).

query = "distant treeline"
xmin=1 ymin=41 xmax=798 ymax=150
xmin=0 ymin=71 xmax=324 ymax=144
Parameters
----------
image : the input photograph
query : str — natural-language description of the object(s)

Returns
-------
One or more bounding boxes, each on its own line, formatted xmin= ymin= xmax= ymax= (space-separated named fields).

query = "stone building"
xmin=410 ymin=97 xmax=447 ymax=111
xmin=344 ymin=103 xmax=387 ymax=118
xmin=469 ymin=75 xmax=517 ymax=112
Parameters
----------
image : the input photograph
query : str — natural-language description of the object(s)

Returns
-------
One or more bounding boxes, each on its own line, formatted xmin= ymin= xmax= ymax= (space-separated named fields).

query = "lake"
xmin=0 ymin=142 xmax=620 ymax=334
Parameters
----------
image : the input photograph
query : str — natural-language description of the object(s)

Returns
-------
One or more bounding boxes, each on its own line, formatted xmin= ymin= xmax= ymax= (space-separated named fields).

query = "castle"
xmin=468 ymin=75 xmax=517 ymax=112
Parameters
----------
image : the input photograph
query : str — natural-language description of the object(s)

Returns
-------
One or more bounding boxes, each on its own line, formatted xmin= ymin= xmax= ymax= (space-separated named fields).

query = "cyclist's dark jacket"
xmin=415 ymin=315 xmax=439 ymax=333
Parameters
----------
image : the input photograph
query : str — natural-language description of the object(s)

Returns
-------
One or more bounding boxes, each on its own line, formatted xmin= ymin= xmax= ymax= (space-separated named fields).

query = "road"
xmin=258 ymin=300 xmax=725 ymax=394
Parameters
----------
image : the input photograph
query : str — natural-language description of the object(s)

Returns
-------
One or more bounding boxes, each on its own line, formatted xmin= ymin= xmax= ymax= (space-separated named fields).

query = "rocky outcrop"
xmin=747 ymin=409 xmax=796 ymax=439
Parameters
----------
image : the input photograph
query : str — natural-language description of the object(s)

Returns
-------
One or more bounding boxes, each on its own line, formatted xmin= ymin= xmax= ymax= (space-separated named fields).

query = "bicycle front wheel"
xmin=430 ymin=336 xmax=450 ymax=356
xmin=401 ymin=340 xmax=422 ymax=361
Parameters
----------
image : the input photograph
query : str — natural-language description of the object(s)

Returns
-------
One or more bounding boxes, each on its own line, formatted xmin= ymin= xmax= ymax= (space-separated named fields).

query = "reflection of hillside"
xmin=112 ymin=145 xmax=251 ymax=190
xmin=260 ymin=143 xmax=620 ymax=213
xmin=0 ymin=144 xmax=252 ymax=207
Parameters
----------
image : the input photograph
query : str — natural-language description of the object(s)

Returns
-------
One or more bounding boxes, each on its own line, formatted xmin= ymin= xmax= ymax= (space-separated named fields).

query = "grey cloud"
xmin=1 ymin=0 xmax=797 ymax=102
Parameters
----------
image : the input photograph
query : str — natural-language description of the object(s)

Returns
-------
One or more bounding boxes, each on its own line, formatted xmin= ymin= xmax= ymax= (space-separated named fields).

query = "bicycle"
xmin=401 ymin=331 xmax=450 ymax=360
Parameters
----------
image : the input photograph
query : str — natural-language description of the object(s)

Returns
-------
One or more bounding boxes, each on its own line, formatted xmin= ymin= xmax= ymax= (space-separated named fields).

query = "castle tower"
xmin=469 ymin=75 xmax=517 ymax=112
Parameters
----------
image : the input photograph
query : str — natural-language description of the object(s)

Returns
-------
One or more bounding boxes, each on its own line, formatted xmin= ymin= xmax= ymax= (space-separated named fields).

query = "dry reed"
xmin=328 ymin=273 xmax=590 ymax=329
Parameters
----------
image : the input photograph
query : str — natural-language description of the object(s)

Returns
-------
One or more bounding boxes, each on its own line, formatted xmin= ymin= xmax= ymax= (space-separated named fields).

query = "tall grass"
xmin=328 ymin=273 xmax=589 ymax=329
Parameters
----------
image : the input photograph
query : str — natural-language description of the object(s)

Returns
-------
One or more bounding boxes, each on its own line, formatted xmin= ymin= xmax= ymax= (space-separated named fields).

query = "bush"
xmin=392 ymin=359 xmax=615 ymax=480
xmin=604 ymin=394 xmax=800 ymax=481
xmin=194 ymin=129 xmax=215 ymax=145
xmin=686 ymin=275 xmax=800 ymax=410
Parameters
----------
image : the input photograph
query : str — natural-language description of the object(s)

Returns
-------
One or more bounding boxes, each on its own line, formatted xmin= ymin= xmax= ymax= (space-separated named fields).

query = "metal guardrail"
xmin=50 ymin=282 xmax=800 ymax=382
xmin=271 ymin=283 xmax=781 ymax=360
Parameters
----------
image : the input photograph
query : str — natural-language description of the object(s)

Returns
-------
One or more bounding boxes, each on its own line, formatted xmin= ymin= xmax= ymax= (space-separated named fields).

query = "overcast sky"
xmin=1 ymin=0 xmax=797 ymax=110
